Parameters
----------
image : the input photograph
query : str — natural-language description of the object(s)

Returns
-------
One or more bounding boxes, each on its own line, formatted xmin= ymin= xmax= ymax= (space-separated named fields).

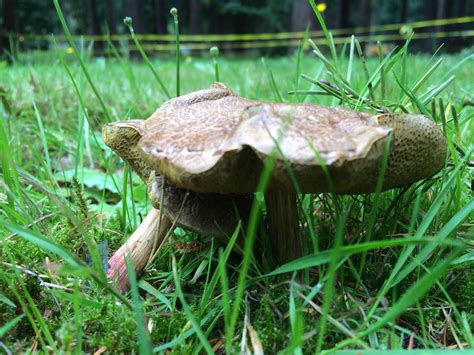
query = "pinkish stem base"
xmin=107 ymin=207 xmax=172 ymax=292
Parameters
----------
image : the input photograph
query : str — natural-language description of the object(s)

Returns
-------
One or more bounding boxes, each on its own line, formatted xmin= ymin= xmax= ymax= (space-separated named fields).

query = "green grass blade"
xmin=267 ymin=237 xmax=463 ymax=276
xmin=52 ymin=0 xmax=112 ymax=122
xmin=0 ymin=314 xmax=25 ymax=337
xmin=334 ymin=249 xmax=462 ymax=351
xmin=309 ymin=0 xmax=339 ymax=71
xmin=3 ymin=221 xmax=81 ymax=267
xmin=316 ymin=207 xmax=349 ymax=353
xmin=139 ymin=280 xmax=172 ymax=311
xmin=125 ymin=255 xmax=153 ymax=355
xmin=171 ymin=256 xmax=213 ymax=354
xmin=262 ymin=57 xmax=283 ymax=102
xmin=392 ymin=198 xmax=474 ymax=285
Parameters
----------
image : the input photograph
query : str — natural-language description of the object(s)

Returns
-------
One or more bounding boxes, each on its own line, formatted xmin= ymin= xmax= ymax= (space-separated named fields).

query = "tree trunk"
xmin=400 ymin=0 xmax=408 ymax=23
xmin=358 ymin=0 xmax=372 ymax=29
xmin=2 ymin=0 xmax=16 ymax=61
xmin=357 ymin=0 xmax=372 ymax=54
xmin=290 ymin=0 xmax=316 ymax=32
xmin=189 ymin=0 xmax=201 ymax=34
xmin=339 ymin=0 xmax=351 ymax=29
xmin=154 ymin=0 xmax=166 ymax=34
xmin=125 ymin=0 xmax=145 ymax=58
xmin=435 ymin=0 xmax=447 ymax=48
xmin=106 ymin=0 xmax=117 ymax=35
xmin=87 ymin=0 xmax=103 ymax=53
xmin=177 ymin=0 xmax=186 ymax=28
xmin=125 ymin=0 xmax=145 ymax=33
xmin=436 ymin=0 xmax=447 ymax=19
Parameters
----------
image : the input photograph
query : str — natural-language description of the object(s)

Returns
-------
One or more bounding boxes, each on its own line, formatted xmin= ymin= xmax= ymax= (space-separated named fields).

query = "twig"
xmin=441 ymin=305 xmax=464 ymax=349
xmin=2 ymin=262 xmax=71 ymax=291
xmin=0 ymin=342 xmax=12 ymax=355
xmin=4 ymin=213 xmax=56 ymax=241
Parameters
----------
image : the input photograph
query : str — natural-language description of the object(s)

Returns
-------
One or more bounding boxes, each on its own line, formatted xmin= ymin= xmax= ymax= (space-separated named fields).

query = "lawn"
xmin=0 ymin=25 xmax=473 ymax=353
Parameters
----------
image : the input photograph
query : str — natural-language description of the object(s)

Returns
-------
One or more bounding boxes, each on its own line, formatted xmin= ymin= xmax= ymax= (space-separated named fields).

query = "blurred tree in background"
xmin=1 ymin=0 xmax=473 ymax=57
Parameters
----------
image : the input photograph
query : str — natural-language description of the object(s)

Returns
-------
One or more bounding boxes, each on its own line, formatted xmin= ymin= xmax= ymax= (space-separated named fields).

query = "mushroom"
xmin=104 ymin=83 xmax=447 ymax=283
xmin=103 ymin=117 xmax=252 ymax=291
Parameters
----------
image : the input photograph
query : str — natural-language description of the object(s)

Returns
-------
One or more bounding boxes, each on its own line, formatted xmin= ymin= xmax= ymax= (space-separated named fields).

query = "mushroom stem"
xmin=108 ymin=207 xmax=172 ymax=292
xmin=264 ymin=191 xmax=303 ymax=265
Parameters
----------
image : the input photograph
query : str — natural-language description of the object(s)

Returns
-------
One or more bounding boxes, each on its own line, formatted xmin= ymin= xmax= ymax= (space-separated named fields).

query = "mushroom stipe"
xmin=103 ymin=83 xmax=447 ymax=291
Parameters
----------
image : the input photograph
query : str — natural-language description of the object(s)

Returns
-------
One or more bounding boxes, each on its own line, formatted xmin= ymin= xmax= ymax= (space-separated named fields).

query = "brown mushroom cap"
xmin=137 ymin=84 xmax=447 ymax=194
xmin=102 ymin=116 xmax=251 ymax=237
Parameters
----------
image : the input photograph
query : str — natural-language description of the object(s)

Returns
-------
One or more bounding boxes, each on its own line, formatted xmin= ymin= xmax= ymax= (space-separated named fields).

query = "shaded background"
xmin=1 ymin=0 xmax=474 ymax=57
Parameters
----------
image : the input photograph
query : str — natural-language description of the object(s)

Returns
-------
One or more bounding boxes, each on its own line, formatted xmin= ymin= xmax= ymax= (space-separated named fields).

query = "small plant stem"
xmin=439 ymin=98 xmax=446 ymax=132
xmin=451 ymin=105 xmax=461 ymax=142
xmin=170 ymin=8 xmax=180 ymax=96
xmin=355 ymin=39 xmax=375 ymax=101
xmin=377 ymin=41 xmax=386 ymax=100
xmin=210 ymin=46 xmax=220 ymax=82
xmin=123 ymin=17 xmax=171 ymax=100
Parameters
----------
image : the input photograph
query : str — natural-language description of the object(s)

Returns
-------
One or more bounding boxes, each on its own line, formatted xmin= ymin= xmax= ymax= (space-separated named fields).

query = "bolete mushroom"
xmin=104 ymin=83 xmax=447 ymax=283
xmin=103 ymin=117 xmax=252 ymax=291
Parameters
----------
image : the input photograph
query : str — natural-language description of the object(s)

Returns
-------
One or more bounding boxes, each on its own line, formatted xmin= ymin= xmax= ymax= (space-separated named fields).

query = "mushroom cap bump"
xmin=102 ymin=120 xmax=150 ymax=181
xmin=134 ymin=84 xmax=446 ymax=194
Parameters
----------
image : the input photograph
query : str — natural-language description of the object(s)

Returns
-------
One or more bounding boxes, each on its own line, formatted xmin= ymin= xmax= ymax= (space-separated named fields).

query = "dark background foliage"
xmin=1 ymin=0 xmax=474 ymax=56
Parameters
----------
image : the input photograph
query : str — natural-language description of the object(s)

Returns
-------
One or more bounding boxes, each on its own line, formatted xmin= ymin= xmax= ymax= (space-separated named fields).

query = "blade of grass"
xmin=32 ymin=98 xmax=52 ymax=174
xmin=52 ymin=0 xmax=112 ymax=122
xmin=219 ymin=249 xmax=232 ymax=353
xmin=332 ymin=248 xmax=463 ymax=351
xmin=358 ymin=135 xmax=393 ymax=280
xmin=171 ymin=255 xmax=213 ymax=354
xmin=377 ymin=41 xmax=386 ymax=100
xmin=261 ymin=57 xmax=283 ymax=102
xmin=309 ymin=0 xmax=339 ymax=71
xmin=228 ymin=149 xmax=280 ymax=346
xmin=392 ymin=198 xmax=474 ymax=286
xmin=0 ymin=117 xmax=21 ymax=210
xmin=355 ymin=39 xmax=375 ymax=101
xmin=139 ymin=280 xmax=172 ymax=311
xmin=125 ymin=255 xmax=153 ymax=355
xmin=420 ymin=75 xmax=455 ymax=105
xmin=293 ymin=25 xmax=310 ymax=103
xmin=366 ymin=147 xmax=472 ymax=320
xmin=285 ymin=275 xmax=304 ymax=354
xmin=394 ymin=74 xmax=431 ymax=115
xmin=0 ymin=314 xmax=25 ymax=337
xmin=3 ymin=220 xmax=132 ymax=308
xmin=198 ymin=222 xmax=241 ymax=316
xmin=267 ymin=237 xmax=463 ymax=276
xmin=346 ymin=35 xmax=355 ymax=82
xmin=3 ymin=222 xmax=81 ymax=267
xmin=316 ymin=206 xmax=350 ymax=353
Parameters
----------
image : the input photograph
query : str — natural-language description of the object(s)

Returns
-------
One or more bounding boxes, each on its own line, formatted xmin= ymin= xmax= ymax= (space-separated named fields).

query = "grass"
xmin=0 ymin=7 xmax=473 ymax=353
